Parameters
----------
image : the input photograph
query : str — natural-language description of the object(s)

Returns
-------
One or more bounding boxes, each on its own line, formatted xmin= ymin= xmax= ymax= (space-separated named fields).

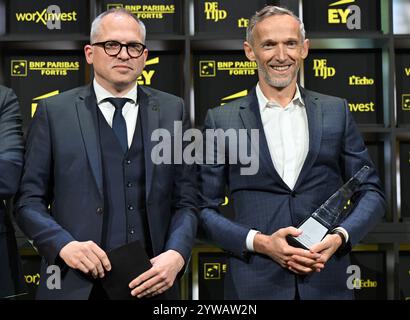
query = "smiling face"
xmin=244 ymin=14 xmax=309 ymax=92
xmin=84 ymin=13 xmax=148 ymax=95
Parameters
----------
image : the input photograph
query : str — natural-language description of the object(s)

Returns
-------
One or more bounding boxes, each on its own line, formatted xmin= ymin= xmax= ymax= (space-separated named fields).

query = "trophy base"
xmin=286 ymin=217 xmax=329 ymax=250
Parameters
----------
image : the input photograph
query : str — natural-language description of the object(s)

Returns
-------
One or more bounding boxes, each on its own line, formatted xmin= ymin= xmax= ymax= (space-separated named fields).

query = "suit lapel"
xmin=76 ymin=85 xmax=103 ymax=197
xmin=138 ymin=86 xmax=159 ymax=201
xmin=294 ymin=88 xmax=323 ymax=189
xmin=239 ymin=89 xmax=284 ymax=184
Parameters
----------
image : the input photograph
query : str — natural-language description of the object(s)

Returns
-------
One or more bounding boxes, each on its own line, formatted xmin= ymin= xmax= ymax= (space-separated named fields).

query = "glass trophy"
xmin=286 ymin=165 xmax=370 ymax=250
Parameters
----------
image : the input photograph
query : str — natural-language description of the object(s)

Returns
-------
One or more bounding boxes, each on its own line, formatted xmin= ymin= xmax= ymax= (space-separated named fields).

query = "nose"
xmin=276 ymin=44 xmax=287 ymax=61
xmin=117 ymin=45 xmax=130 ymax=60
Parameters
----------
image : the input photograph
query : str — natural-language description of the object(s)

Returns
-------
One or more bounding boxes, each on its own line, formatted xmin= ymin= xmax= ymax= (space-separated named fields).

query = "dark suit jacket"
xmin=0 ymin=85 xmax=25 ymax=298
xmin=198 ymin=87 xmax=385 ymax=299
xmin=15 ymin=84 xmax=198 ymax=300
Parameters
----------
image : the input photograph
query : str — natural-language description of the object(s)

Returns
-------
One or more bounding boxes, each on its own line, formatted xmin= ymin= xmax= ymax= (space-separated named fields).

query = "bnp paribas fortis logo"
xmin=15 ymin=5 xmax=77 ymax=30
xmin=204 ymin=2 xmax=227 ymax=22
xmin=199 ymin=60 xmax=257 ymax=77
xmin=137 ymin=57 xmax=158 ymax=85
xmin=11 ymin=60 xmax=80 ymax=77
xmin=204 ymin=262 xmax=227 ymax=280
xmin=402 ymin=94 xmax=410 ymax=111
xmin=11 ymin=60 xmax=27 ymax=77
xmin=313 ymin=59 xmax=336 ymax=79
xmin=31 ymin=90 xmax=60 ymax=117
xmin=107 ymin=3 xmax=175 ymax=19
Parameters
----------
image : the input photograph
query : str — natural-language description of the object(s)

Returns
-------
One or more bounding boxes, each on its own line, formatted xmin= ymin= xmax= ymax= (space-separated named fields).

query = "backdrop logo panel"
xmin=194 ymin=52 xmax=258 ymax=126
xmin=395 ymin=51 xmax=410 ymax=126
xmin=6 ymin=53 xmax=85 ymax=131
xmin=399 ymin=143 xmax=410 ymax=220
xmin=194 ymin=0 xmax=268 ymax=36
xmin=102 ymin=0 xmax=182 ymax=34
xmin=305 ymin=49 xmax=383 ymax=125
xmin=350 ymin=251 xmax=387 ymax=299
xmin=138 ymin=53 xmax=182 ymax=97
xmin=303 ymin=0 xmax=380 ymax=32
xmin=9 ymin=0 xmax=88 ymax=34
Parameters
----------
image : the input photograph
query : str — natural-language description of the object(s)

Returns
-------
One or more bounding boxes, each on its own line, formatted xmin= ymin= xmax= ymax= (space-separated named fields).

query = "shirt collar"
xmin=93 ymin=78 xmax=137 ymax=105
xmin=256 ymin=83 xmax=305 ymax=112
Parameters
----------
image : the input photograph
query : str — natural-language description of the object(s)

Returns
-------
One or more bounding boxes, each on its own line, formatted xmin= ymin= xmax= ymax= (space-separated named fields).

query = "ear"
xmin=244 ymin=41 xmax=256 ymax=62
xmin=84 ymin=44 xmax=93 ymax=65
xmin=301 ymin=39 xmax=309 ymax=59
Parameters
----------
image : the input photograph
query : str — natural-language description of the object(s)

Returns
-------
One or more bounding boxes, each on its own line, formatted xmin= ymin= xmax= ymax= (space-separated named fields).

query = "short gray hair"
xmin=90 ymin=8 xmax=146 ymax=43
xmin=246 ymin=6 xmax=306 ymax=44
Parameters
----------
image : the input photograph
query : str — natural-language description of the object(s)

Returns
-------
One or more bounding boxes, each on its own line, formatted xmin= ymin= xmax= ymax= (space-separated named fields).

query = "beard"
xmin=258 ymin=62 xmax=299 ymax=89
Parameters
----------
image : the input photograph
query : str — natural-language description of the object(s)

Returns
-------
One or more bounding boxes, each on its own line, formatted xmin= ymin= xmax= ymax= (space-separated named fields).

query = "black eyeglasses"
xmin=92 ymin=40 xmax=146 ymax=58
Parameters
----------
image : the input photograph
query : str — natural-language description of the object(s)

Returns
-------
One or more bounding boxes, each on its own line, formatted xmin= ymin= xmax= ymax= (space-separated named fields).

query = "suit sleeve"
xmin=164 ymin=97 xmax=198 ymax=264
xmin=338 ymin=99 xmax=386 ymax=247
xmin=15 ymin=100 xmax=75 ymax=265
xmin=0 ymin=87 xmax=24 ymax=199
xmin=198 ymin=110 xmax=250 ymax=259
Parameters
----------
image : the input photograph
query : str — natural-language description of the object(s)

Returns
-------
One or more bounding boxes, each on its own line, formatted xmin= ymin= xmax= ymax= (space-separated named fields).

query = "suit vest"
xmin=97 ymin=108 xmax=152 ymax=256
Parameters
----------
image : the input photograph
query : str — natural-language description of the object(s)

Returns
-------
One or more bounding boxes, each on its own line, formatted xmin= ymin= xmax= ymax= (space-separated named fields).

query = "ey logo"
xmin=402 ymin=94 xmax=410 ymax=111
xmin=204 ymin=262 xmax=226 ymax=279
xmin=11 ymin=60 xmax=27 ymax=77
xmin=137 ymin=57 xmax=158 ymax=85
xmin=31 ymin=90 xmax=60 ymax=117
xmin=328 ymin=0 xmax=361 ymax=30
xmin=199 ymin=61 xmax=216 ymax=77
xmin=313 ymin=59 xmax=336 ymax=79
xmin=204 ymin=2 xmax=227 ymax=22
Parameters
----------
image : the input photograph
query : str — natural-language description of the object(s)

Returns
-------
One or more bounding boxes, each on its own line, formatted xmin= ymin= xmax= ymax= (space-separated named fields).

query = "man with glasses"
xmin=15 ymin=8 xmax=197 ymax=300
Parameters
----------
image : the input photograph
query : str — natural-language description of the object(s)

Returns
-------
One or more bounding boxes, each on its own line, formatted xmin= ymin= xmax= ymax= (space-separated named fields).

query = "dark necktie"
xmin=105 ymin=97 xmax=130 ymax=153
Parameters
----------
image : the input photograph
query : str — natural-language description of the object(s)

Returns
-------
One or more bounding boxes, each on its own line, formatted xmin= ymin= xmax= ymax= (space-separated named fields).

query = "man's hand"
xmin=59 ymin=241 xmax=111 ymax=278
xmin=254 ymin=227 xmax=324 ymax=275
xmin=309 ymin=233 xmax=343 ymax=266
xmin=129 ymin=249 xmax=185 ymax=298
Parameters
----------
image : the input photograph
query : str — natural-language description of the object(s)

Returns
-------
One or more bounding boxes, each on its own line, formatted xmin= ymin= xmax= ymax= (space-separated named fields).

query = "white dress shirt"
xmin=93 ymin=79 xmax=139 ymax=148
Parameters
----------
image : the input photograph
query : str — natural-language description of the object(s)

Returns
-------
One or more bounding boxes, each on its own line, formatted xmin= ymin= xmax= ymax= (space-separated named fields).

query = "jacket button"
xmin=128 ymin=205 xmax=134 ymax=211
xmin=96 ymin=207 xmax=103 ymax=214
xmin=127 ymin=182 xmax=132 ymax=188
xmin=126 ymin=159 xmax=131 ymax=164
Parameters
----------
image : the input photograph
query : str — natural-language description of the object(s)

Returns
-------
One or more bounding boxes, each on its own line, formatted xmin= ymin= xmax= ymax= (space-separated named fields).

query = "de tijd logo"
xmin=204 ymin=2 xmax=227 ymax=22
xmin=328 ymin=0 xmax=361 ymax=30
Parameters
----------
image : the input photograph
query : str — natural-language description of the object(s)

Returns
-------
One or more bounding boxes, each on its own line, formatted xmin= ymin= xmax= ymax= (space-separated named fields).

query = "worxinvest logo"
xmin=15 ymin=5 xmax=77 ymax=30
xmin=107 ymin=3 xmax=175 ymax=19
xmin=32 ymin=90 xmax=60 ymax=117
xmin=137 ymin=57 xmax=158 ymax=85
xmin=204 ymin=2 xmax=227 ymax=22
xmin=328 ymin=0 xmax=361 ymax=30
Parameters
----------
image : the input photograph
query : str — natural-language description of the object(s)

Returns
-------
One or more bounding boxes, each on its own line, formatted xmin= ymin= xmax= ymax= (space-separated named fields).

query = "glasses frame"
xmin=92 ymin=40 xmax=147 ymax=58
